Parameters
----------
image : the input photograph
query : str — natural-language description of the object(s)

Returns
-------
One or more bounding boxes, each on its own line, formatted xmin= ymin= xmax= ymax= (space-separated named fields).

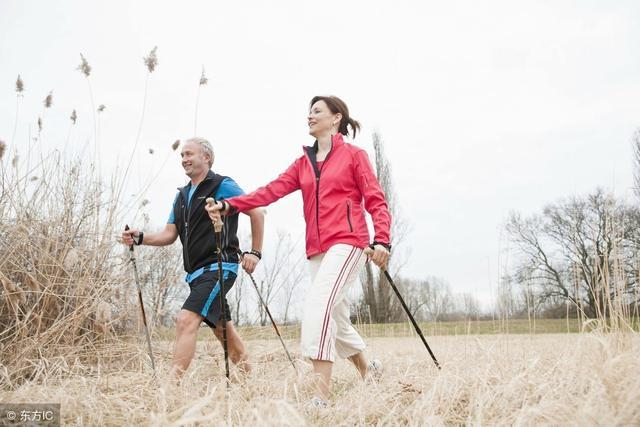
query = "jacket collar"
xmin=304 ymin=133 xmax=346 ymax=153
xmin=178 ymin=169 xmax=215 ymax=191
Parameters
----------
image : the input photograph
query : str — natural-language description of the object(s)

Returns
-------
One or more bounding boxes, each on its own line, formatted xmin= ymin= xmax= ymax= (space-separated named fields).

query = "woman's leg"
xmin=331 ymin=270 xmax=368 ymax=378
xmin=310 ymin=360 xmax=333 ymax=400
xmin=300 ymin=244 xmax=365 ymax=399
xmin=347 ymin=352 xmax=368 ymax=378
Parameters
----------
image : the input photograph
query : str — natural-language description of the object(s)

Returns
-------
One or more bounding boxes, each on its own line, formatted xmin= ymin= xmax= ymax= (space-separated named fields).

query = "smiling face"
xmin=180 ymin=141 xmax=211 ymax=178
xmin=308 ymin=100 xmax=342 ymax=139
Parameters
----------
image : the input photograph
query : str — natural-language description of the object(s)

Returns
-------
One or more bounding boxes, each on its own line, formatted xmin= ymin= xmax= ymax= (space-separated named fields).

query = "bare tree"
xmin=281 ymin=251 xmax=305 ymax=324
xmin=506 ymin=189 xmax=640 ymax=318
xmin=633 ymin=129 xmax=640 ymax=200
xmin=495 ymin=273 xmax=526 ymax=320
xmin=422 ymin=277 xmax=454 ymax=322
xmin=397 ymin=277 xmax=428 ymax=320
xmin=137 ymin=244 xmax=186 ymax=328
xmin=251 ymin=230 xmax=305 ymax=325
xmin=459 ymin=292 xmax=481 ymax=320
xmin=360 ymin=131 xmax=411 ymax=323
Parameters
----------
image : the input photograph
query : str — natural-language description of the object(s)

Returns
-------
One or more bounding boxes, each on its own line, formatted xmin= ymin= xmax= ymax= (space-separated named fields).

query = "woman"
xmin=206 ymin=95 xmax=391 ymax=406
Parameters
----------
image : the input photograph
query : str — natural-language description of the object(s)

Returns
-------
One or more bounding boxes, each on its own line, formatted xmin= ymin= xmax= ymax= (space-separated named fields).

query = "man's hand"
xmin=122 ymin=228 xmax=141 ymax=246
xmin=241 ymin=253 xmax=260 ymax=274
xmin=205 ymin=198 xmax=224 ymax=223
xmin=365 ymin=244 xmax=390 ymax=269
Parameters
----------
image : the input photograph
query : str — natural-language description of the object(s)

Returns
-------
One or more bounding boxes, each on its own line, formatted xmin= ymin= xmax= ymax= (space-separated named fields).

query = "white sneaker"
xmin=366 ymin=359 xmax=383 ymax=381
xmin=306 ymin=396 xmax=328 ymax=409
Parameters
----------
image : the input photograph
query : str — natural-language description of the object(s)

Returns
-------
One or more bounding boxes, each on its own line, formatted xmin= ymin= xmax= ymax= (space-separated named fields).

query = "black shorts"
xmin=182 ymin=270 xmax=235 ymax=328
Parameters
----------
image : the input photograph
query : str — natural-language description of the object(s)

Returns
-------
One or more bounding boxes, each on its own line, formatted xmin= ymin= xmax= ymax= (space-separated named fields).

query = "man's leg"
xmin=172 ymin=309 xmax=203 ymax=377
xmin=212 ymin=320 xmax=251 ymax=374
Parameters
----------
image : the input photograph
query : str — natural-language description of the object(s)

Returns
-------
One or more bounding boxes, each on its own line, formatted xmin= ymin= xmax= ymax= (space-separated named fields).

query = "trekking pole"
xmin=364 ymin=247 xmax=441 ymax=370
xmin=124 ymin=225 xmax=157 ymax=374
xmin=238 ymin=251 xmax=297 ymax=372
xmin=206 ymin=198 xmax=230 ymax=387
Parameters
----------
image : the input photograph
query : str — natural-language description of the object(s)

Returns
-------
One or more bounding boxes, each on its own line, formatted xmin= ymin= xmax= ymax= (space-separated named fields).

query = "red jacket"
xmin=226 ymin=133 xmax=391 ymax=258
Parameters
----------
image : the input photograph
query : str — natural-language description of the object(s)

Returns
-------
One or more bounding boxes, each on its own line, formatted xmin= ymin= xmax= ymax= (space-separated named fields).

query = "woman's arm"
xmin=224 ymin=157 xmax=302 ymax=214
xmin=354 ymin=150 xmax=392 ymax=246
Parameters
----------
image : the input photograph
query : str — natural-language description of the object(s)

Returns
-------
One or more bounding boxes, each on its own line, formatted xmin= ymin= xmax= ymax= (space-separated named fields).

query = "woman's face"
xmin=308 ymin=100 xmax=341 ymax=138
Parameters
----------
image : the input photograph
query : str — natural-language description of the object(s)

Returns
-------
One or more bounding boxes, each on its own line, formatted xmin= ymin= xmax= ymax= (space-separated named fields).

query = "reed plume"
xmin=143 ymin=46 xmax=158 ymax=73
xmin=77 ymin=54 xmax=92 ymax=77
xmin=199 ymin=66 xmax=208 ymax=86
xmin=44 ymin=91 xmax=53 ymax=108
xmin=15 ymin=75 xmax=24 ymax=93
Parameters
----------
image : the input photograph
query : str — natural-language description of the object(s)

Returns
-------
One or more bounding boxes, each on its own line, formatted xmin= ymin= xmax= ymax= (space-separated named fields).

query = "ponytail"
xmin=343 ymin=117 xmax=360 ymax=139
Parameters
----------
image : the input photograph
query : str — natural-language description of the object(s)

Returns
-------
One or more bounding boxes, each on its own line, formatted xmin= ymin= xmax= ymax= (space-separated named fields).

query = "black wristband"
xmin=222 ymin=200 xmax=239 ymax=216
xmin=243 ymin=249 xmax=262 ymax=260
xmin=133 ymin=231 xmax=144 ymax=245
xmin=372 ymin=241 xmax=391 ymax=251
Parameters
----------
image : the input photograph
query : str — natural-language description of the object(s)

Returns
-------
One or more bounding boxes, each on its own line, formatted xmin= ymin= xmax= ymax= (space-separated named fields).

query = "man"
xmin=122 ymin=137 xmax=264 ymax=377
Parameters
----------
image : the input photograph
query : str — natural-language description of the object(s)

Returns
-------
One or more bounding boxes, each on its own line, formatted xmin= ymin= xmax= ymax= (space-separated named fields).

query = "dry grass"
xmin=0 ymin=333 xmax=638 ymax=426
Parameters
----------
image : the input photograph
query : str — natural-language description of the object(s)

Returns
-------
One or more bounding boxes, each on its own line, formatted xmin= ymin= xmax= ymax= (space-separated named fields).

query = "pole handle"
xmin=206 ymin=198 xmax=224 ymax=233
xmin=124 ymin=224 xmax=134 ymax=252
xmin=364 ymin=246 xmax=387 ymax=269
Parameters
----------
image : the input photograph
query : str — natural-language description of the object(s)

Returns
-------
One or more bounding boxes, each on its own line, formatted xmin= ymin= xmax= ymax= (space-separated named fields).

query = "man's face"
xmin=180 ymin=141 xmax=210 ymax=177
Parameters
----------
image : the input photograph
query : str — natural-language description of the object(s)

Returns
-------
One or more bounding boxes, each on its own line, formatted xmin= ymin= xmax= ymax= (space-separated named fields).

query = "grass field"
xmin=151 ymin=318 xmax=640 ymax=343
xmin=1 ymin=331 xmax=638 ymax=426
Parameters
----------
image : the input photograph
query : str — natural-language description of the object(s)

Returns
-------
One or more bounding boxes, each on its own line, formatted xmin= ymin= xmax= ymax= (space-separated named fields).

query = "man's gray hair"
xmin=186 ymin=137 xmax=214 ymax=168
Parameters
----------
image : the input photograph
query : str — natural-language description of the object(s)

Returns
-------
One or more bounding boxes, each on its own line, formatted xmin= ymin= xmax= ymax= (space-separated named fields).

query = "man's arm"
xmin=240 ymin=207 xmax=265 ymax=274
xmin=122 ymin=223 xmax=178 ymax=247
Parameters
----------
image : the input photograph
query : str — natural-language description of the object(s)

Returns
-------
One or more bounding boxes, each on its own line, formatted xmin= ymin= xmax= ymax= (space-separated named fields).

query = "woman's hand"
xmin=365 ymin=244 xmax=390 ymax=269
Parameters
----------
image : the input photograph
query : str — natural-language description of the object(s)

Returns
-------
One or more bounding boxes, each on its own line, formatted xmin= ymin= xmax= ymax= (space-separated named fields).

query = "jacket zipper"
xmin=313 ymin=146 xmax=333 ymax=248
xmin=183 ymin=194 xmax=192 ymax=271
xmin=315 ymin=177 xmax=321 ymax=243
xmin=346 ymin=200 xmax=353 ymax=232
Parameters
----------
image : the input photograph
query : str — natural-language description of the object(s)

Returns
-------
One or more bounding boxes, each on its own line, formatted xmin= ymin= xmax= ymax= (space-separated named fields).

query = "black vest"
xmin=173 ymin=170 xmax=240 ymax=273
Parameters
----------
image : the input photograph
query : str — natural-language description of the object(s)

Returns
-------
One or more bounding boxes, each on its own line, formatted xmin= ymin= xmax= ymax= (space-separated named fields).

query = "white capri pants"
xmin=300 ymin=244 xmax=367 ymax=362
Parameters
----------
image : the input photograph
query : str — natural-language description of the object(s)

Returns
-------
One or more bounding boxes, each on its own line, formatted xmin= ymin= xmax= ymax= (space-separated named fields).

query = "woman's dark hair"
xmin=310 ymin=95 xmax=361 ymax=138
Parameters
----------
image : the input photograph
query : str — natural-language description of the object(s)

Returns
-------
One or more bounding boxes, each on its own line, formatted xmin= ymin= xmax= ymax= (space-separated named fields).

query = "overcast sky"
xmin=2 ymin=0 xmax=639 ymax=307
